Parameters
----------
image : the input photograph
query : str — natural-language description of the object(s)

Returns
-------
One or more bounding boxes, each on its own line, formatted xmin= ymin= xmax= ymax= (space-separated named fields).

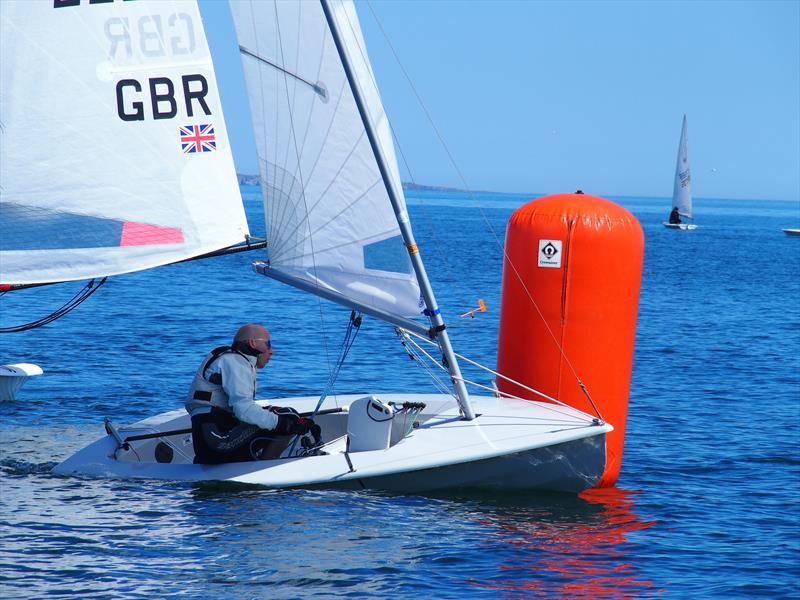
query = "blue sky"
xmin=202 ymin=0 xmax=800 ymax=201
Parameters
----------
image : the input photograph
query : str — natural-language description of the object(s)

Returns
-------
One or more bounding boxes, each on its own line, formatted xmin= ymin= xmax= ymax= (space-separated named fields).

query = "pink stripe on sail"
xmin=120 ymin=222 xmax=184 ymax=247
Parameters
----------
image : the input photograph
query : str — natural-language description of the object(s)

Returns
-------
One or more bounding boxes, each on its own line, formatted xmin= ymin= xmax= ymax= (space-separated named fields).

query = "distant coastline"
xmin=236 ymin=174 xmax=797 ymax=203
xmin=237 ymin=174 xmax=465 ymax=193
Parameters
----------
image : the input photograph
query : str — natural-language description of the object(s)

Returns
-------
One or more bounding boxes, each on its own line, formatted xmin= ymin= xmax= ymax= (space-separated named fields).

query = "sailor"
xmin=669 ymin=206 xmax=682 ymax=224
xmin=186 ymin=323 xmax=319 ymax=464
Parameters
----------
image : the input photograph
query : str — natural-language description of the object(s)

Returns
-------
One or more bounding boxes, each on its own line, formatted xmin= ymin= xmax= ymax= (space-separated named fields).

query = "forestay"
xmin=0 ymin=0 xmax=248 ymax=286
xmin=230 ymin=0 xmax=423 ymax=319
xmin=672 ymin=114 xmax=692 ymax=219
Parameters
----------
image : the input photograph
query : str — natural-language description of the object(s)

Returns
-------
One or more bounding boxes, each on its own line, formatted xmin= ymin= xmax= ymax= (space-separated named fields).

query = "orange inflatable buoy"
xmin=495 ymin=192 xmax=644 ymax=487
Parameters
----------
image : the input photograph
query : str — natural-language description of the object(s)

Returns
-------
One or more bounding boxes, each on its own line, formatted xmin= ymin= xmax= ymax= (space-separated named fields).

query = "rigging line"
xmin=358 ymin=2 xmax=460 ymax=288
xmin=362 ymin=0 xmax=597 ymax=408
xmin=402 ymin=328 xmax=604 ymax=422
xmin=398 ymin=332 xmax=453 ymax=396
xmin=0 ymin=277 xmax=107 ymax=333
xmin=288 ymin=311 xmax=361 ymax=456
xmin=310 ymin=310 xmax=362 ymax=418
xmin=400 ymin=333 xmax=448 ymax=374
xmin=398 ymin=333 xmax=459 ymax=397
xmin=454 ymin=377 xmax=600 ymax=424
xmin=273 ymin=1 xmax=334 ymax=381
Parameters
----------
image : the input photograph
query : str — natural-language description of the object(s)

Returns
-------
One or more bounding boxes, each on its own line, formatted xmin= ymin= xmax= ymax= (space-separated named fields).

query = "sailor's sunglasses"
xmin=252 ymin=338 xmax=272 ymax=349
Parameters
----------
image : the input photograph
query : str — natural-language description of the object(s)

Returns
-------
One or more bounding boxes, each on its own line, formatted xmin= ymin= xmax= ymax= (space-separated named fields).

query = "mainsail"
xmin=672 ymin=115 xmax=692 ymax=219
xmin=230 ymin=0 xmax=422 ymax=320
xmin=0 ymin=0 xmax=248 ymax=285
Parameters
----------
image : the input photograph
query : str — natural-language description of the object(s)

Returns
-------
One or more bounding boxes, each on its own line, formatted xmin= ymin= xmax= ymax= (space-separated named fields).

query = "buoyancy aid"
xmin=185 ymin=345 xmax=255 ymax=417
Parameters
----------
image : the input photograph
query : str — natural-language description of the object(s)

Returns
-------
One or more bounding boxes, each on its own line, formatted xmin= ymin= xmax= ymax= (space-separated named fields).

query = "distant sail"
xmin=230 ymin=0 xmax=422 ymax=319
xmin=0 ymin=1 xmax=248 ymax=285
xmin=672 ymin=115 xmax=692 ymax=219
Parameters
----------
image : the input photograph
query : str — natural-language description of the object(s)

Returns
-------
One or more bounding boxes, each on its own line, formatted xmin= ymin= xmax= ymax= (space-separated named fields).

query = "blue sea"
xmin=1 ymin=187 xmax=798 ymax=599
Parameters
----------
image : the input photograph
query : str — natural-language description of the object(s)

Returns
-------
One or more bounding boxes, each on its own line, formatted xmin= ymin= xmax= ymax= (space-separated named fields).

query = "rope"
xmin=0 ymin=277 xmax=107 ymax=333
xmin=395 ymin=329 xmax=455 ymax=397
xmin=286 ymin=311 xmax=362 ymax=457
xmin=399 ymin=329 xmax=603 ymax=422
xmin=454 ymin=376 xmax=598 ymax=424
xmin=309 ymin=311 xmax=362 ymax=420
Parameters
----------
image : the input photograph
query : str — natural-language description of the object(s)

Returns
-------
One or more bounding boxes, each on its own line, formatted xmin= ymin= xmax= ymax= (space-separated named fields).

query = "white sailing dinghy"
xmin=0 ymin=363 xmax=43 ymax=401
xmin=2 ymin=0 xmax=613 ymax=492
xmin=663 ymin=115 xmax=697 ymax=230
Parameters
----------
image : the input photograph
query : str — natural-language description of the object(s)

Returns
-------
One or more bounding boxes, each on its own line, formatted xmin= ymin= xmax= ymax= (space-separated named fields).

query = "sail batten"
xmin=0 ymin=1 xmax=248 ymax=286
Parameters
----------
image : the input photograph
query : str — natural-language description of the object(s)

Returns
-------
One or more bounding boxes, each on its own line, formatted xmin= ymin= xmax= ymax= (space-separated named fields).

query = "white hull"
xmin=783 ymin=228 xmax=800 ymax=236
xmin=663 ymin=222 xmax=697 ymax=230
xmin=55 ymin=394 xmax=611 ymax=494
xmin=0 ymin=363 xmax=43 ymax=401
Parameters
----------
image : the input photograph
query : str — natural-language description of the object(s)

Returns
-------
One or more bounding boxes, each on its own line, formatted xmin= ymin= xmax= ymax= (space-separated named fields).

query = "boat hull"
xmin=663 ymin=222 xmax=697 ymax=230
xmin=319 ymin=435 xmax=606 ymax=493
xmin=0 ymin=363 xmax=43 ymax=401
xmin=783 ymin=228 xmax=800 ymax=236
xmin=54 ymin=394 xmax=612 ymax=494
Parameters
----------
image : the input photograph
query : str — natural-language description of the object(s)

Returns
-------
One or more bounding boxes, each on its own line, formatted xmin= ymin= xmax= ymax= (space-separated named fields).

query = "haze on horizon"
xmin=203 ymin=0 xmax=800 ymax=203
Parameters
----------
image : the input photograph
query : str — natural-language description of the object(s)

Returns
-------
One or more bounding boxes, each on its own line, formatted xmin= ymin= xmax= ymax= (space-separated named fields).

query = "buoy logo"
xmin=538 ymin=239 xmax=562 ymax=268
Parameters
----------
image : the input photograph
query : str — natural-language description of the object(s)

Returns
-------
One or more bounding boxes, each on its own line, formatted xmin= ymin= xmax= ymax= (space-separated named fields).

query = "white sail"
xmin=0 ymin=0 xmax=248 ymax=286
xmin=230 ymin=0 xmax=422 ymax=319
xmin=672 ymin=115 xmax=692 ymax=219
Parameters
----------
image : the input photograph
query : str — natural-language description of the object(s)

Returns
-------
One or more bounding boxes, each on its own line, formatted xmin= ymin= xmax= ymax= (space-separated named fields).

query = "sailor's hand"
xmin=289 ymin=417 xmax=313 ymax=436
xmin=274 ymin=413 xmax=315 ymax=436
xmin=274 ymin=412 xmax=298 ymax=435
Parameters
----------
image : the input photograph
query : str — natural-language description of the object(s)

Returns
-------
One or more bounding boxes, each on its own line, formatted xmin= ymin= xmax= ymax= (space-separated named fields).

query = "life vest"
xmin=185 ymin=345 xmax=255 ymax=417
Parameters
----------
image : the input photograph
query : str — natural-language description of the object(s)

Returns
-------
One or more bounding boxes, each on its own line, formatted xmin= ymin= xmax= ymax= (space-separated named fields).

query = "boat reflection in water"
xmin=458 ymin=487 xmax=660 ymax=597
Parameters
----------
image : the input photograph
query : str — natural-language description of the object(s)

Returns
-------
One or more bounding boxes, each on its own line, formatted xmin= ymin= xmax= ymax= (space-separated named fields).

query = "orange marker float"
xmin=496 ymin=192 xmax=644 ymax=487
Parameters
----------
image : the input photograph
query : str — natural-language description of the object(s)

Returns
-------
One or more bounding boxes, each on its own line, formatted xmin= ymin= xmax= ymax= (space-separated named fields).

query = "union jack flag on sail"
xmin=180 ymin=124 xmax=216 ymax=153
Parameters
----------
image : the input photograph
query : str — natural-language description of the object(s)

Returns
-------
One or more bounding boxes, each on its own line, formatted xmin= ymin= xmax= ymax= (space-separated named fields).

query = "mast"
xmin=319 ymin=0 xmax=475 ymax=420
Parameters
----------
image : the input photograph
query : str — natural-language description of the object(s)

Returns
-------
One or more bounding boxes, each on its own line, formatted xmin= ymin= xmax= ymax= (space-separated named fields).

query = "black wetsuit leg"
xmin=191 ymin=408 xmax=278 ymax=464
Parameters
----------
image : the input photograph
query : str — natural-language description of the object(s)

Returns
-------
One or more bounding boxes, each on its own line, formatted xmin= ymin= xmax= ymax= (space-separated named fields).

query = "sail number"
xmin=116 ymin=75 xmax=211 ymax=121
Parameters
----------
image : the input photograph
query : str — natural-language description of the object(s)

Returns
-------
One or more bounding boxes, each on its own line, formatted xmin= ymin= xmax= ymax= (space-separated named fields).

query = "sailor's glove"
xmin=275 ymin=413 xmax=315 ymax=436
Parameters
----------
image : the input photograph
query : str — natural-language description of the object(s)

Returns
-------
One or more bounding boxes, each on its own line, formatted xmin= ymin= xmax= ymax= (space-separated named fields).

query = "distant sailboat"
xmin=663 ymin=115 xmax=697 ymax=230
